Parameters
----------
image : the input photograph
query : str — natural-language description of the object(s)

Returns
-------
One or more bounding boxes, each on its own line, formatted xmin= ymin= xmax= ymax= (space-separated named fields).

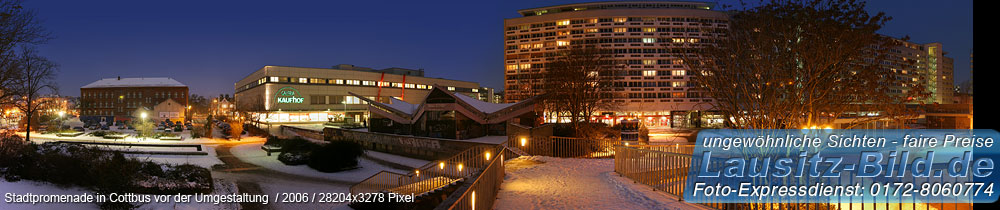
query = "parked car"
xmin=73 ymin=126 xmax=85 ymax=132
xmin=174 ymin=125 xmax=183 ymax=132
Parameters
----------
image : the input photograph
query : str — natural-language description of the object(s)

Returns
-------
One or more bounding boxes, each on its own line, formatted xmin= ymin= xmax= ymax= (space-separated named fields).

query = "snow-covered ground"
xmin=495 ymin=156 xmax=707 ymax=210
xmin=230 ymin=143 xmax=407 ymax=183
xmin=22 ymin=131 xmax=266 ymax=145
xmin=364 ymin=150 xmax=430 ymax=168
xmin=125 ymin=145 xmax=224 ymax=169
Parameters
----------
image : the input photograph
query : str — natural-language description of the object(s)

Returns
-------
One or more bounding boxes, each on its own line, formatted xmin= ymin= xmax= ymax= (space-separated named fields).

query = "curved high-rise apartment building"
xmin=503 ymin=1 xmax=728 ymax=127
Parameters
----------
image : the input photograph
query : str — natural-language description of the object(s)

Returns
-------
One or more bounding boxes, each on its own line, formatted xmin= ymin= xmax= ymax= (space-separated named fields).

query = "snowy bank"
xmin=495 ymin=156 xmax=708 ymax=210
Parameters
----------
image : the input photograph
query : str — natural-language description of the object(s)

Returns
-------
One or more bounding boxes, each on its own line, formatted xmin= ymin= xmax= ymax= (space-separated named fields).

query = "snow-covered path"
xmin=495 ymin=156 xmax=707 ymax=210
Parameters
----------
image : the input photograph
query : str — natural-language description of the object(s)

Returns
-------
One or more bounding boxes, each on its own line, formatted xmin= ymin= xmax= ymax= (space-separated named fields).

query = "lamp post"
xmin=140 ymin=112 xmax=147 ymax=141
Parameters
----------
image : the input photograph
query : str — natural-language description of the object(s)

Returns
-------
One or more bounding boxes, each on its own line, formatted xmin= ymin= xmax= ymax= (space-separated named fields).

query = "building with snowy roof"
xmin=354 ymin=86 xmax=542 ymax=140
xmin=79 ymin=77 xmax=189 ymax=123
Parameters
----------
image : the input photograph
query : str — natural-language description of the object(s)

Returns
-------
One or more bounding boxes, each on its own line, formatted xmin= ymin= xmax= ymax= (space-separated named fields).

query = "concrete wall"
xmin=324 ymin=127 xmax=501 ymax=160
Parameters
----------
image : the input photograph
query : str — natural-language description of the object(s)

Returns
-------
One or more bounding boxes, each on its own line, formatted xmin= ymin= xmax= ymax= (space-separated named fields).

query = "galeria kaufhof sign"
xmin=274 ymin=87 xmax=304 ymax=104
xmin=684 ymin=129 xmax=999 ymax=204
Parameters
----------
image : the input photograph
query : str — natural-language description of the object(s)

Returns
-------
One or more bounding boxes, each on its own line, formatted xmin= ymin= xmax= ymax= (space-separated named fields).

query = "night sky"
xmin=23 ymin=0 xmax=973 ymax=97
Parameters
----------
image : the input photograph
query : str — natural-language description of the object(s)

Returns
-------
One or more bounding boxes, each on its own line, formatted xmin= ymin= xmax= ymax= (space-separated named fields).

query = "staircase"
xmin=349 ymin=146 xmax=501 ymax=209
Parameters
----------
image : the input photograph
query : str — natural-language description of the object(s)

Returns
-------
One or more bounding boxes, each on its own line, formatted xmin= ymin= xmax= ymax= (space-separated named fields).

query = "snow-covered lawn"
xmin=125 ymin=145 xmax=224 ymax=169
xmin=495 ymin=156 xmax=707 ymax=210
xmin=23 ymin=131 xmax=265 ymax=145
xmin=230 ymin=143 xmax=407 ymax=183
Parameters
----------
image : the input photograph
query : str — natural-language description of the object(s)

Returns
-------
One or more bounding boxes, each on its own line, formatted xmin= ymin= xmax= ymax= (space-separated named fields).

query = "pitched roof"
xmin=81 ymin=77 xmax=186 ymax=88
xmin=452 ymin=93 xmax=514 ymax=113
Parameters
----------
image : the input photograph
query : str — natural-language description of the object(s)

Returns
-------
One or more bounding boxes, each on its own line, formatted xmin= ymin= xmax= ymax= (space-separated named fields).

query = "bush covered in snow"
xmin=278 ymin=151 xmax=311 ymax=165
xmin=0 ymin=140 xmax=214 ymax=205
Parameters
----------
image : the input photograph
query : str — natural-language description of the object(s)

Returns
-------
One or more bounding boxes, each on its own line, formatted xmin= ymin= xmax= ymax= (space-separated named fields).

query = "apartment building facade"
xmin=503 ymin=1 xmax=728 ymax=127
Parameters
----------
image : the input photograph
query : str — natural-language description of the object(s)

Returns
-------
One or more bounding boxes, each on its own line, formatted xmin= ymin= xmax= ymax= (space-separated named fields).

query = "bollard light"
xmin=458 ymin=163 xmax=463 ymax=172
xmin=520 ymin=138 xmax=527 ymax=147
xmin=415 ymin=170 xmax=420 ymax=177
xmin=439 ymin=162 xmax=445 ymax=169
xmin=471 ymin=191 xmax=476 ymax=210
xmin=485 ymin=152 xmax=491 ymax=160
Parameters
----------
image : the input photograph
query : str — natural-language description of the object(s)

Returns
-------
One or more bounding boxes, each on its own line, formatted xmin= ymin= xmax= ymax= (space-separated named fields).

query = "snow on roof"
xmin=81 ymin=77 xmax=186 ymax=88
xmin=384 ymin=97 xmax=418 ymax=115
xmin=453 ymin=93 xmax=514 ymax=113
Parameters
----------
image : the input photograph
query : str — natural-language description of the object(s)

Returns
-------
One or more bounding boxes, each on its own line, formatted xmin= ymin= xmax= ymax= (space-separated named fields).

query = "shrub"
xmin=278 ymin=151 xmax=310 ymax=165
xmin=307 ymin=141 xmax=365 ymax=172
xmin=279 ymin=137 xmax=319 ymax=152
xmin=0 ymin=141 xmax=213 ymax=200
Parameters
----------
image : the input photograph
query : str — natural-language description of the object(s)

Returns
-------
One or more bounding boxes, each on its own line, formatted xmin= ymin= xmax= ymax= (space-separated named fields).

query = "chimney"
xmin=117 ymin=76 xmax=121 ymax=80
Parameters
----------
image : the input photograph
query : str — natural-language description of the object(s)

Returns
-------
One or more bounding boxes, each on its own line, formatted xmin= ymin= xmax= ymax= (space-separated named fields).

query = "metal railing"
xmin=435 ymin=147 xmax=511 ymax=210
xmin=505 ymin=136 xmax=621 ymax=158
xmin=614 ymin=145 xmax=976 ymax=210
xmin=614 ymin=145 xmax=691 ymax=198
xmin=350 ymin=145 xmax=502 ymax=195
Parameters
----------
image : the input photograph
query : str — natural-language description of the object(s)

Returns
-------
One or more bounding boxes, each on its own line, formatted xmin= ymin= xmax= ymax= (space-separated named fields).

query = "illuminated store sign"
xmin=275 ymin=87 xmax=304 ymax=104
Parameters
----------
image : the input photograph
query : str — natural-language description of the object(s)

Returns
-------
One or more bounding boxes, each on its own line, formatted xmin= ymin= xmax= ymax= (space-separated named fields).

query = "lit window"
xmin=557 ymin=31 xmax=570 ymax=36
xmin=298 ymin=78 xmax=307 ymax=83
xmin=270 ymin=77 xmax=278 ymax=82
xmin=448 ymin=87 xmax=456 ymax=91
xmin=588 ymin=19 xmax=598 ymax=23
xmin=344 ymin=96 xmax=361 ymax=104
xmin=643 ymin=70 xmax=656 ymax=76
xmin=507 ymin=65 xmax=518 ymax=70
xmin=613 ymin=28 xmax=626 ymax=33
xmin=533 ymin=43 xmax=543 ymax=48
xmin=672 ymin=70 xmax=686 ymax=76
xmin=642 ymin=60 xmax=656 ymax=65
xmin=673 ymin=82 xmax=687 ymax=87
xmin=613 ymin=17 xmax=626 ymax=23
xmin=585 ymin=28 xmax=598 ymax=33
xmin=688 ymin=38 xmax=700 ymax=43
xmin=672 ymin=38 xmax=685 ymax=43
xmin=417 ymin=84 xmax=426 ymax=89
xmin=520 ymin=64 xmax=532 ymax=69
xmin=642 ymin=38 xmax=656 ymax=43
xmin=643 ymin=28 xmax=656 ymax=32
xmin=335 ymin=79 xmax=344 ymax=84
xmin=557 ymin=41 xmax=570 ymax=46
xmin=556 ymin=20 xmax=569 ymax=25
xmin=472 ymin=89 xmax=479 ymax=93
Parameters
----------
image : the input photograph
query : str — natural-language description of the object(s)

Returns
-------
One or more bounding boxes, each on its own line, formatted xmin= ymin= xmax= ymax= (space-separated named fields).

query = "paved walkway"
xmin=495 ymin=156 xmax=708 ymax=210
xmin=211 ymin=144 xmax=354 ymax=210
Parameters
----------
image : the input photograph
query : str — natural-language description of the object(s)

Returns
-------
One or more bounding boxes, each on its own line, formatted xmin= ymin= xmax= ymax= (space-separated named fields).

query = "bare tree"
xmin=683 ymin=0 xmax=925 ymax=129
xmin=1 ymin=0 xmax=50 ymax=105
xmin=542 ymin=45 xmax=620 ymax=134
xmin=11 ymin=47 xmax=57 ymax=141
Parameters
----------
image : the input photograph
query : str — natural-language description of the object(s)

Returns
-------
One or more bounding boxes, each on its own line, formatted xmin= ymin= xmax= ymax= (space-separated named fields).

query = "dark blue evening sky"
xmin=23 ymin=0 xmax=973 ymax=97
